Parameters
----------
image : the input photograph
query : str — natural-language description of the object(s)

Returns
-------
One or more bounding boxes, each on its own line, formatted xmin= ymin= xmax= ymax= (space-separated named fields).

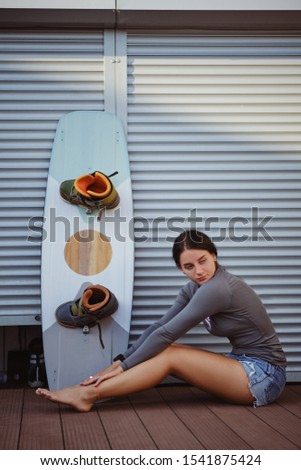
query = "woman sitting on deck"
xmin=36 ymin=229 xmax=286 ymax=412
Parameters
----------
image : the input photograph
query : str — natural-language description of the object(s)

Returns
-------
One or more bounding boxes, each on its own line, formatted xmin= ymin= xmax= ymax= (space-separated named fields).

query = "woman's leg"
xmin=36 ymin=344 xmax=253 ymax=411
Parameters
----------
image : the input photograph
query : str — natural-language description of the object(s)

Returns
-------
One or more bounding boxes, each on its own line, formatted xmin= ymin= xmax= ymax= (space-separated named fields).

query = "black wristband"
xmin=113 ymin=353 xmax=125 ymax=362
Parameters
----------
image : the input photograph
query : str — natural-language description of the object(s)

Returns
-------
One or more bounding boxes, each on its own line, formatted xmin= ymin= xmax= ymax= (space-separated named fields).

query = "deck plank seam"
xmin=157 ymin=386 xmax=208 ymax=449
xmin=189 ymin=387 xmax=252 ymax=449
xmin=246 ymin=405 xmax=300 ymax=449
xmin=127 ymin=394 xmax=160 ymax=449
xmin=17 ymin=388 xmax=26 ymax=450
xmin=58 ymin=404 xmax=67 ymax=450
xmin=95 ymin=407 xmax=113 ymax=450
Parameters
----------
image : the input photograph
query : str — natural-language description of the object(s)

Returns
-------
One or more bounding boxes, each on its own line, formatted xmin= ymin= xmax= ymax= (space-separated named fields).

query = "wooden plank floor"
xmin=1 ymin=384 xmax=300 ymax=450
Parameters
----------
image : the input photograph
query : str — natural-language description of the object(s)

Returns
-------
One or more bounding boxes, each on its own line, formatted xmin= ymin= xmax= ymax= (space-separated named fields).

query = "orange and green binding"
xmin=55 ymin=284 xmax=119 ymax=348
xmin=60 ymin=170 xmax=119 ymax=217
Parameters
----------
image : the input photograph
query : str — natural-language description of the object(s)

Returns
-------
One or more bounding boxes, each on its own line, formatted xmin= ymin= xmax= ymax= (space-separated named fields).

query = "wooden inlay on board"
xmin=64 ymin=230 xmax=112 ymax=275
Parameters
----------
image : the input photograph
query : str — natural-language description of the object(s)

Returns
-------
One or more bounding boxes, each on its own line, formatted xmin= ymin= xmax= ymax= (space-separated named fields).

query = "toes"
xmin=36 ymin=388 xmax=51 ymax=397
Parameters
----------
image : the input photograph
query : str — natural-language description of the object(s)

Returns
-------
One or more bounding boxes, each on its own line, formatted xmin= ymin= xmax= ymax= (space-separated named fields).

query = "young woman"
xmin=36 ymin=230 xmax=286 ymax=411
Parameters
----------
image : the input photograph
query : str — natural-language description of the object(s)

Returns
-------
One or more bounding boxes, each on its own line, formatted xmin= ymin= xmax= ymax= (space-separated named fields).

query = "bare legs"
xmin=36 ymin=344 xmax=253 ymax=412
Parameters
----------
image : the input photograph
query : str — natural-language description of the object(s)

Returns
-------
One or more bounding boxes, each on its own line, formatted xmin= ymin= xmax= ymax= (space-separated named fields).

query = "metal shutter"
xmin=0 ymin=31 xmax=105 ymax=325
xmin=127 ymin=34 xmax=301 ymax=381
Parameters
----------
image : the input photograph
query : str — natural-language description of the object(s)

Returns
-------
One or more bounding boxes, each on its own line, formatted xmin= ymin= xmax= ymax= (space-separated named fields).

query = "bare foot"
xmin=36 ymin=385 xmax=96 ymax=412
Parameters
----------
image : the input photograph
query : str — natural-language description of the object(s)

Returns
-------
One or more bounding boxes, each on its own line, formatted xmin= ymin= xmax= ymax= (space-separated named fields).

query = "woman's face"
xmin=179 ymin=249 xmax=217 ymax=286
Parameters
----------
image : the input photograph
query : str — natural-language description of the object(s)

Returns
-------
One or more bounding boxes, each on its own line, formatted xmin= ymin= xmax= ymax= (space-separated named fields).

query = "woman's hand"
xmin=80 ymin=363 xmax=123 ymax=387
xmin=92 ymin=366 xmax=123 ymax=387
xmin=80 ymin=375 xmax=101 ymax=386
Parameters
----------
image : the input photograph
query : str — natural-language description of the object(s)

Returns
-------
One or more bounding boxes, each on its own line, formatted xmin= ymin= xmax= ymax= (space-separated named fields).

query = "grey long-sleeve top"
xmin=121 ymin=266 xmax=286 ymax=370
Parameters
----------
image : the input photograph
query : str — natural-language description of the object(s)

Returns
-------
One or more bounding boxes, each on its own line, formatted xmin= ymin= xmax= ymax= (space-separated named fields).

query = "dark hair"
xmin=172 ymin=230 xmax=218 ymax=267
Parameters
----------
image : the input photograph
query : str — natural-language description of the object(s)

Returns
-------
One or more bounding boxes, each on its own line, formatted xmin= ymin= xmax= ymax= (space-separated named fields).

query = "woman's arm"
xmin=120 ymin=283 xmax=193 ymax=360
xmin=81 ymin=286 xmax=192 ymax=386
xmin=121 ymin=277 xmax=231 ymax=370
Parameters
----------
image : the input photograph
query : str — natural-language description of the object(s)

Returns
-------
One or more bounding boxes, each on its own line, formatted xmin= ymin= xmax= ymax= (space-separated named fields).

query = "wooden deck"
xmin=1 ymin=384 xmax=301 ymax=450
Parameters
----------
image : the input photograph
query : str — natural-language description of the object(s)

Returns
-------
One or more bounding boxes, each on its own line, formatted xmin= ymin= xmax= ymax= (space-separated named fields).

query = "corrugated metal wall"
xmin=0 ymin=31 xmax=105 ymax=325
xmin=0 ymin=31 xmax=300 ymax=380
xmin=127 ymin=34 xmax=301 ymax=380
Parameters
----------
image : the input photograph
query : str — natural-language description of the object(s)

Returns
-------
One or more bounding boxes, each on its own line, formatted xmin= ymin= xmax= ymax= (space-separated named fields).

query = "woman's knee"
xmin=155 ymin=345 xmax=178 ymax=366
xmin=169 ymin=343 xmax=193 ymax=351
xmin=156 ymin=344 xmax=189 ymax=372
xmin=154 ymin=344 xmax=195 ymax=370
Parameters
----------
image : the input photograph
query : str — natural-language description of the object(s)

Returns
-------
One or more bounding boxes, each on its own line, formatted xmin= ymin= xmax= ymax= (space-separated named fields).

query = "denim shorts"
xmin=225 ymin=353 xmax=286 ymax=407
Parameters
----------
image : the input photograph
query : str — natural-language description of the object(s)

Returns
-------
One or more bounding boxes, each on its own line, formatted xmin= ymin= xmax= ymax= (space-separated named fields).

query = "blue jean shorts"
xmin=225 ymin=353 xmax=286 ymax=407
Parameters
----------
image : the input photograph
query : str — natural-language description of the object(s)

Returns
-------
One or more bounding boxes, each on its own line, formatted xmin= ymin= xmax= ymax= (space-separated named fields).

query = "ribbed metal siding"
xmin=0 ymin=31 xmax=104 ymax=324
xmin=127 ymin=34 xmax=301 ymax=379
